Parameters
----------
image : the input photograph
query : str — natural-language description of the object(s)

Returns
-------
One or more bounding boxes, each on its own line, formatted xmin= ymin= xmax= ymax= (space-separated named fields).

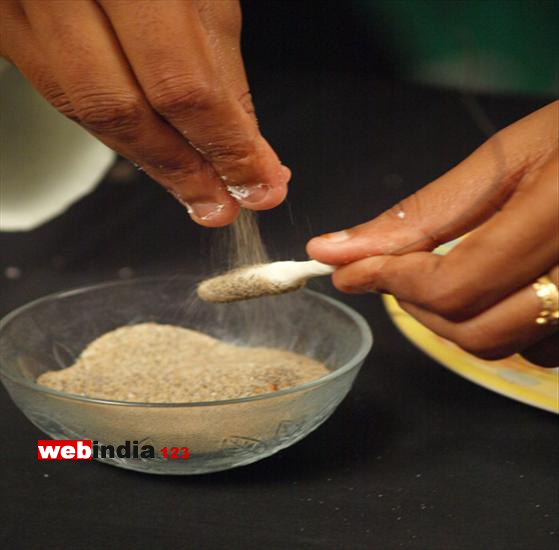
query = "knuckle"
xmin=28 ymin=69 xmax=77 ymax=120
xmin=74 ymin=93 xmax=143 ymax=135
xmin=454 ymin=323 xmax=502 ymax=359
xmin=331 ymin=274 xmax=354 ymax=294
xmin=426 ymin=289 xmax=468 ymax=319
xmin=418 ymin=266 xmax=472 ymax=320
xmin=204 ymin=136 xmax=257 ymax=165
xmin=53 ymin=97 xmax=78 ymax=121
xmin=238 ymin=90 xmax=256 ymax=117
xmin=158 ymin=162 xmax=202 ymax=183
xmin=148 ymin=76 xmax=214 ymax=117
xmin=48 ymin=92 xmax=72 ymax=113
xmin=151 ymin=153 xmax=207 ymax=183
xmin=43 ymin=87 xmax=76 ymax=119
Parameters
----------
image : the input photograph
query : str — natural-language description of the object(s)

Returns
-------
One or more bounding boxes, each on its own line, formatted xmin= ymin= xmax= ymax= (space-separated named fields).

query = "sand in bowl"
xmin=37 ymin=322 xmax=329 ymax=403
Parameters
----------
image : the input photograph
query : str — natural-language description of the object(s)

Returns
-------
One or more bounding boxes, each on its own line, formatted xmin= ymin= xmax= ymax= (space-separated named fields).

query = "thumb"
xmin=307 ymin=101 xmax=558 ymax=265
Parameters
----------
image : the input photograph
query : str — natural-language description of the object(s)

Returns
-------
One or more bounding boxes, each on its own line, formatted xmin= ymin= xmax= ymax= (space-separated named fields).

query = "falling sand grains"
xmin=37 ymin=323 xmax=329 ymax=403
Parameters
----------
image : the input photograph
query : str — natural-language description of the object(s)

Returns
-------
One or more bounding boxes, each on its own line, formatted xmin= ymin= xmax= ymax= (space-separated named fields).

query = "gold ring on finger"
xmin=532 ymin=276 xmax=559 ymax=326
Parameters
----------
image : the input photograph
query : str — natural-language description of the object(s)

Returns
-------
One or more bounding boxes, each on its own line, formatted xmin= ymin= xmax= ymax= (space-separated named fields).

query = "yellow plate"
xmin=382 ymin=238 xmax=558 ymax=414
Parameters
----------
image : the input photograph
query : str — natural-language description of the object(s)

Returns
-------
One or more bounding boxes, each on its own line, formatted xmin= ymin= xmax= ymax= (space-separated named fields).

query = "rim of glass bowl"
xmin=0 ymin=276 xmax=373 ymax=408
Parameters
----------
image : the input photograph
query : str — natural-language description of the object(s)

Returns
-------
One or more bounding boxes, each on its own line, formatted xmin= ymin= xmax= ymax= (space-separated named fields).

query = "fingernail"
xmin=227 ymin=183 xmax=270 ymax=204
xmin=320 ymin=230 xmax=350 ymax=242
xmin=187 ymin=201 xmax=225 ymax=220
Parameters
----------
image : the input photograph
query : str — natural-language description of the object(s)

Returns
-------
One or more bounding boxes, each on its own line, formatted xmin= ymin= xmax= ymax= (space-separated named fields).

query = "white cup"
xmin=1 ymin=60 xmax=115 ymax=231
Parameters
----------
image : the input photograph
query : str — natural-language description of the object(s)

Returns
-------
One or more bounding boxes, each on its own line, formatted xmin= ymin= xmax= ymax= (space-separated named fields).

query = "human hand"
xmin=0 ymin=0 xmax=290 ymax=226
xmin=307 ymin=101 xmax=559 ymax=364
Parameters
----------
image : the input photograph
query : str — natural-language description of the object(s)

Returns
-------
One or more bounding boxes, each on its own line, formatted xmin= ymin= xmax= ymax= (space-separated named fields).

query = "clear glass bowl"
xmin=0 ymin=276 xmax=372 ymax=474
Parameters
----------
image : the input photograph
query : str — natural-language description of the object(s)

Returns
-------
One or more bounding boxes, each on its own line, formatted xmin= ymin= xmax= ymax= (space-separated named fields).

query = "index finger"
xmin=98 ymin=0 xmax=290 ymax=210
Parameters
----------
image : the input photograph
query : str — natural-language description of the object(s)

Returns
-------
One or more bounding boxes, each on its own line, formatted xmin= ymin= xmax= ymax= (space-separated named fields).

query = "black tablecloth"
xmin=1 ymin=71 xmax=557 ymax=549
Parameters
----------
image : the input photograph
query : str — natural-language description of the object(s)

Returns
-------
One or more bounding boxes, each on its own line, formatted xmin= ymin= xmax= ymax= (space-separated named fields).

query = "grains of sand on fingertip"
xmin=37 ymin=323 xmax=329 ymax=402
